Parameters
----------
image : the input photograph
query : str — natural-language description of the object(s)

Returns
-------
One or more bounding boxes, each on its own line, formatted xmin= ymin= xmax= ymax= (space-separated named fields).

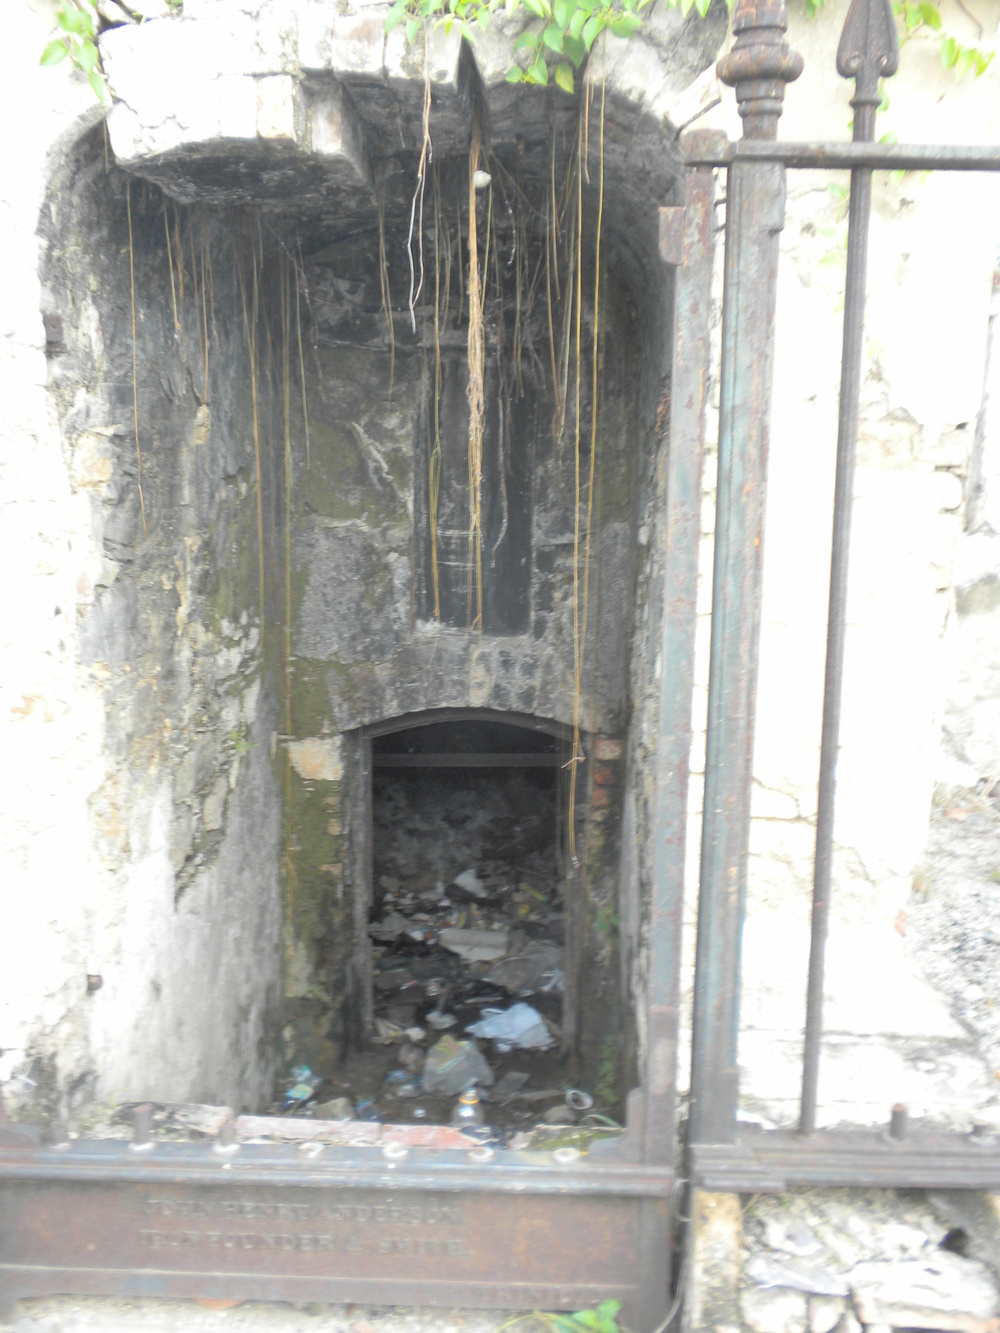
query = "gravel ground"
xmin=907 ymin=784 xmax=1000 ymax=1085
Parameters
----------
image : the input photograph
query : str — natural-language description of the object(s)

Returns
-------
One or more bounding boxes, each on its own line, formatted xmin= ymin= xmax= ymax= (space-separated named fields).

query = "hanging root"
xmin=125 ymin=180 xmax=146 ymax=535
xmin=465 ymin=120 xmax=485 ymax=631
xmin=199 ymin=217 xmax=210 ymax=403
xmin=407 ymin=38 xmax=433 ymax=333
xmin=164 ymin=206 xmax=179 ymax=339
xmin=294 ymin=233 xmax=311 ymax=471
xmin=377 ymin=181 xmax=396 ymax=405
xmin=429 ymin=165 xmax=443 ymax=620
xmin=236 ymin=226 xmax=266 ymax=640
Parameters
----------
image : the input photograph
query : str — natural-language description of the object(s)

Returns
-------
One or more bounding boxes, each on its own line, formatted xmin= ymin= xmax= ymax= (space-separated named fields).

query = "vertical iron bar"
xmin=688 ymin=0 xmax=802 ymax=1146
xmin=800 ymin=0 xmax=898 ymax=1135
xmin=644 ymin=143 xmax=718 ymax=1164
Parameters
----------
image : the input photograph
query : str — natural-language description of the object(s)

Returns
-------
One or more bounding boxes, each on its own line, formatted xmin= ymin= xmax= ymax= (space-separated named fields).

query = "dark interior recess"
xmin=341 ymin=717 xmax=576 ymax=1127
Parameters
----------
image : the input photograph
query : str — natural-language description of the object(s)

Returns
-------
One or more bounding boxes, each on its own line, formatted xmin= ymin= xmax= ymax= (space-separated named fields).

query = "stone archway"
xmin=39 ymin=0 xmax=726 ymax=1111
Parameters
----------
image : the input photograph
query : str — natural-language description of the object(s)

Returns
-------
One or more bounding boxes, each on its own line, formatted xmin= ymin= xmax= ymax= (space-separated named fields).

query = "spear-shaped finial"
xmin=837 ymin=0 xmax=899 ymax=138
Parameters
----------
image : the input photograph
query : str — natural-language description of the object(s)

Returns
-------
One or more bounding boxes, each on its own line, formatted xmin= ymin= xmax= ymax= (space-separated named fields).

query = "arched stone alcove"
xmin=39 ymin=0 xmax=726 ymax=1113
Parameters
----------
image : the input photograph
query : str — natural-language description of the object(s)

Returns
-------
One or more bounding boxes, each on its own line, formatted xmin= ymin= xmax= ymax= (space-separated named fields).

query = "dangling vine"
xmin=465 ymin=118 xmax=487 ymax=631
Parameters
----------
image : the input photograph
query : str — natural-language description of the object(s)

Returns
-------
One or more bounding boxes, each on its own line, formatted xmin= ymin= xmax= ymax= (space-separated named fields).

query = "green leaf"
xmin=918 ymin=1 xmax=941 ymax=27
xmin=514 ymin=29 xmax=541 ymax=47
xmin=554 ymin=60 xmax=574 ymax=91
xmin=940 ymin=33 xmax=957 ymax=66
xmin=40 ymin=38 xmax=69 ymax=65
xmin=955 ymin=45 xmax=976 ymax=75
xmin=610 ymin=14 xmax=636 ymax=34
xmin=562 ymin=33 xmax=584 ymax=63
xmin=581 ymin=11 xmax=602 ymax=47
xmin=568 ymin=5 xmax=588 ymax=36
xmin=553 ymin=0 xmax=569 ymax=26
xmin=505 ymin=62 xmax=523 ymax=80
xmin=542 ymin=20 xmax=563 ymax=50
xmin=525 ymin=54 xmax=549 ymax=82
xmin=76 ymin=38 xmax=99 ymax=71
xmin=975 ymin=49 xmax=994 ymax=75
xmin=87 ymin=67 xmax=105 ymax=101
xmin=595 ymin=1303 xmax=622 ymax=1323
xmin=385 ymin=0 xmax=407 ymax=32
xmin=405 ymin=15 xmax=419 ymax=42
xmin=522 ymin=0 xmax=550 ymax=15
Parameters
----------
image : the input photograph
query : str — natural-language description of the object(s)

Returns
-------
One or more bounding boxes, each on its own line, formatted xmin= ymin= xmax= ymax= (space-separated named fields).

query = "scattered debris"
xmin=466 ymin=1002 xmax=553 ymax=1051
xmin=438 ymin=928 xmax=510 ymax=964
xmin=746 ymin=1254 xmax=849 ymax=1297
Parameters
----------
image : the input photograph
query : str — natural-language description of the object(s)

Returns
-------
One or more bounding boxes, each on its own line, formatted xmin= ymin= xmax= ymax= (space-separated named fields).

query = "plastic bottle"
xmin=451 ymin=1088 xmax=485 ymax=1127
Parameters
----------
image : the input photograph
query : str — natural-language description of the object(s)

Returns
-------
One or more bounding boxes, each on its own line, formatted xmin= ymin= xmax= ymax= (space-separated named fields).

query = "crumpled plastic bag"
xmin=465 ymin=1002 xmax=553 ymax=1051
xmin=421 ymin=1035 xmax=495 ymax=1095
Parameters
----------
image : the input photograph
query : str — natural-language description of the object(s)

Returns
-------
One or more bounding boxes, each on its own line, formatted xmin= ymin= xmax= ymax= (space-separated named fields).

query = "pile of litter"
xmin=273 ymin=765 xmax=608 ymax=1132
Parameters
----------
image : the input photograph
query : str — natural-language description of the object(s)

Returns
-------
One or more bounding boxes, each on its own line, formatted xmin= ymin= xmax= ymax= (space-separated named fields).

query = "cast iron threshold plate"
xmin=0 ymin=1108 xmax=672 ymax=1332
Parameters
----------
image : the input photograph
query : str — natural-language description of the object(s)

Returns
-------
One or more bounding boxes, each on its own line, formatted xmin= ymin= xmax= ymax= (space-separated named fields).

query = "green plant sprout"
xmin=385 ymin=0 xmax=660 ymax=93
xmin=230 ymin=725 xmax=256 ymax=756
xmin=893 ymin=0 xmax=993 ymax=74
xmin=501 ymin=1299 xmax=628 ymax=1332
xmin=40 ymin=0 xmax=106 ymax=102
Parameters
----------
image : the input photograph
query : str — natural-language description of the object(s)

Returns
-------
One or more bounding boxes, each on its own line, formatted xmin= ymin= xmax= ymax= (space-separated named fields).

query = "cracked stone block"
xmin=323 ymin=7 xmax=462 ymax=89
xmin=256 ymin=74 xmax=299 ymax=141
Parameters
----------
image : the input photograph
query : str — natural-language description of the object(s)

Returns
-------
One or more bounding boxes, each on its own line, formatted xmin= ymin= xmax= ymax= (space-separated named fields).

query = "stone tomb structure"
xmin=26 ymin=0 xmax=728 ymax=1114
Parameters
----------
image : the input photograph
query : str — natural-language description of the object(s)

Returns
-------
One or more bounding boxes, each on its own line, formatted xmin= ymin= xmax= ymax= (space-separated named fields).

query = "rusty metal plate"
xmin=0 ymin=1141 xmax=672 ymax=1331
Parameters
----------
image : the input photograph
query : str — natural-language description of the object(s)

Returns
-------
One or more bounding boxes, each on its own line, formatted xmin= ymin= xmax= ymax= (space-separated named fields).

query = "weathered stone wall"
xmin=7 ymin=0 xmax=999 ymax=1125
xmin=4 ymin=0 xmax=732 ymax=1111
xmin=39 ymin=140 xmax=283 ymax=1110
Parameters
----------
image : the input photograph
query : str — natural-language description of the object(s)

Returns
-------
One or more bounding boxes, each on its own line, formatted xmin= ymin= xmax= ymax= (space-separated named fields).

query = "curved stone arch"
xmin=98 ymin=1 xmax=727 ymax=267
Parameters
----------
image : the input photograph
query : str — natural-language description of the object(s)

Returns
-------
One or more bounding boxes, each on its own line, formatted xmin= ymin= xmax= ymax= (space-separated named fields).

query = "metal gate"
xmin=2 ymin=0 xmax=1000 ymax=1327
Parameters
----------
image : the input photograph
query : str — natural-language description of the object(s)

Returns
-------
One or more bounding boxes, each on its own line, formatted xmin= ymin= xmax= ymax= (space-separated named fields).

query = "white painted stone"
xmin=256 ymin=73 xmax=297 ymax=141
xmin=850 ymin=1252 xmax=1000 ymax=1327
xmin=124 ymin=0 xmax=172 ymax=17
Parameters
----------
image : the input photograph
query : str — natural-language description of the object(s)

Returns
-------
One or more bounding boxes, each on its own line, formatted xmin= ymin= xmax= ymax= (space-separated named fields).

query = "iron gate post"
xmin=647 ymin=137 xmax=721 ymax=1165
xmin=688 ymin=0 xmax=802 ymax=1146
xmin=800 ymin=0 xmax=899 ymax=1135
